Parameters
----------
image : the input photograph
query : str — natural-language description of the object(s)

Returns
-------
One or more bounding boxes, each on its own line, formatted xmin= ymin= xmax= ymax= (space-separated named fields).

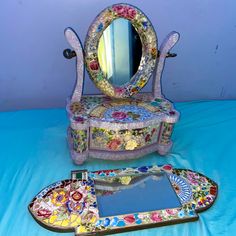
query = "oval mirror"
xmin=85 ymin=3 xmax=158 ymax=98
xmin=97 ymin=18 xmax=142 ymax=86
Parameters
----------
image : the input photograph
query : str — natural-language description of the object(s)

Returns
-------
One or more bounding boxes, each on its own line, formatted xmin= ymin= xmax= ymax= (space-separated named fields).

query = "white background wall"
xmin=0 ymin=0 xmax=236 ymax=111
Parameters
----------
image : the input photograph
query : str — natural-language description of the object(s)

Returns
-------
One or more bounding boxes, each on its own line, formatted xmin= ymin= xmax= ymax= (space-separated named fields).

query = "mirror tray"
xmin=28 ymin=164 xmax=217 ymax=235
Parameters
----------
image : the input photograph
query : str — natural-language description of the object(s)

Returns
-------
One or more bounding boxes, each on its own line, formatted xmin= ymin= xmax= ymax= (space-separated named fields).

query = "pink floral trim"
xmin=112 ymin=5 xmax=137 ymax=19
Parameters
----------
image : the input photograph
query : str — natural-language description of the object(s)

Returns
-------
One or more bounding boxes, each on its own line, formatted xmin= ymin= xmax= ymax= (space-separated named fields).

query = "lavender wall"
xmin=0 ymin=0 xmax=236 ymax=111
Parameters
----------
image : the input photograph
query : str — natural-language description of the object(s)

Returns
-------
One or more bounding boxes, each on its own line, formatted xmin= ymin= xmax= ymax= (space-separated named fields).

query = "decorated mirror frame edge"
xmin=28 ymin=164 xmax=218 ymax=235
xmin=84 ymin=3 xmax=158 ymax=98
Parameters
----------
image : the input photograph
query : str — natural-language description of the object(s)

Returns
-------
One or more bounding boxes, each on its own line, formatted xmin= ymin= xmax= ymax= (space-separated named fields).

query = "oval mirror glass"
xmin=98 ymin=18 xmax=142 ymax=86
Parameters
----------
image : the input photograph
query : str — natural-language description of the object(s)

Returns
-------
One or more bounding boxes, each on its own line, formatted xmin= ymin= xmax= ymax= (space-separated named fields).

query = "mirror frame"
xmin=84 ymin=3 xmax=158 ymax=98
xmin=28 ymin=165 xmax=218 ymax=235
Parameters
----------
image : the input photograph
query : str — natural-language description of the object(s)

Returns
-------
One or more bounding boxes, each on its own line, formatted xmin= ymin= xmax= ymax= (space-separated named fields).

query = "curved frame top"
xmin=65 ymin=28 xmax=85 ymax=102
xmin=84 ymin=3 xmax=158 ymax=98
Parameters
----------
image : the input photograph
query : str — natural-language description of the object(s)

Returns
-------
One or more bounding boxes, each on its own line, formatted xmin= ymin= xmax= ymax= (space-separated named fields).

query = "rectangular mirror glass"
xmin=95 ymin=172 xmax=181 ymax=217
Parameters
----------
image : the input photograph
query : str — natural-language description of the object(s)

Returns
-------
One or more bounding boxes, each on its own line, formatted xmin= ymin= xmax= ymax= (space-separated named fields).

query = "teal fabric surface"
xmin=0 ymin=100 xmax=235 ymax=236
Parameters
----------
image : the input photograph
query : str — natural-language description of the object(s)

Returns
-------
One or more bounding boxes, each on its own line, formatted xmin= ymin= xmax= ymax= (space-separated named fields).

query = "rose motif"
xmin=112 ymin=5 xmax=137 ymax=19
xmin=97 ymin=169 xmax=114 ymax=176
xmin=112 ymin=111 xmax=127 ymax=120
xmin=162 ymin=164 xmax=172 ymax=171
xmin=145 ymin=134 xmax=151 ymax=142
xmin=150 ymin=212 xmax=162 ymax=222
xmin=71 ymin=191 xmax=83 ymax=202
xmin=82 ymin=211 xmax=98 ymax=224
xmin=74 ymin=116 xmax=84 ymax=123
xmin=151 ymin=128 xmax=157 ymax=136
xmin=37 ymin=208 xmax=52 ymax=218
xmin=210 ymin=186 xmax=217 ymax=195
xmin=89 ymin=60 xmax=99 ymax=70
xmin=127 ymin=7 xmax=137 ymax=19
xmin=112 ymin=5 xmax=125 ymax=16
xmin=114 ymin=87 xmax=125 ymax=95
xmin=124 ymin=215 xmax=136 ymax=224
xmin=107 ymin=139 xmax=121 ymax=150
xmin=66 ymin=200 xmax=84 ymax=213
xmin=166 ymin=209 xmax=176 ymax=215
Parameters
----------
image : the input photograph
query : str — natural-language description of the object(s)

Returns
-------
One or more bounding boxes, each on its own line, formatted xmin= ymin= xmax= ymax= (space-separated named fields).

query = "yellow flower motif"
xmin=61 ymin=219 xmax=70 ymax=227
xmin=125 ymin=139 xmax=138 ymax=150
xmin=49 ymin=214 xmax=57 ymax=224
xmin=137 ymin=78 xmax=147 ymax=88
xmin=76 ymin=225 xmax=88 ymax=233
xmin=51 ymin=190 xmax=68 ymax=207
xmin=119 ymin=176 xmax=132 ymax=185
xmin=85 ymin=186 xmax=91 ymax=191
xmin=89 ymin=215 xmax=98 ymax=224
xmin=70 ymin=102 xmax=82 ymax=113
xmin=124 ymin=133 xmax=132 ymax=142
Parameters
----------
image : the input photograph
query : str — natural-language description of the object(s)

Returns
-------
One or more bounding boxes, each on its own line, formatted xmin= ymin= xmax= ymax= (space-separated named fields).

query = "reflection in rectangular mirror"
xmin=95 ymin=172 xmax=181 ymax=218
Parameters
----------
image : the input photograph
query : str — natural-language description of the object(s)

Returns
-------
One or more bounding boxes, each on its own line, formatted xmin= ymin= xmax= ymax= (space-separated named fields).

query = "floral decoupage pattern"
xmin=172 ymin=169 xmax=218 ymax=211
xmin=69 ymin=128 xmax=87 ymax=153
xmin=29 ymin=165 xmax=218 ymax=234
xmin=68 ymin=96 xmax=176 ymax=121
xmin=90 ymin=125 xmax=159 ymax=151
xmin=84 ymin=3 xmax=158 ymax=98
xmin=67 ymin=96 xmax=178 ymax=155
xmin=28 ymin=179 xmax=98 ymax=230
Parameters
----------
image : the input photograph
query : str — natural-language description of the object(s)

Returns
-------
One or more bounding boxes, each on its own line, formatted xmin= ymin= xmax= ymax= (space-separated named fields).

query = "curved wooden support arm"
xmin=153 ymin=31 xmax=180 ymax=98
xmin=64 ymin=27 xmax=84 ymax=102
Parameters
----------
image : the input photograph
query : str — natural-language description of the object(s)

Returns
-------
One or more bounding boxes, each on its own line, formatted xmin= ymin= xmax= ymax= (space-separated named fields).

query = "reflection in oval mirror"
xmin=98 ymin=18 xmax=142 ymax=86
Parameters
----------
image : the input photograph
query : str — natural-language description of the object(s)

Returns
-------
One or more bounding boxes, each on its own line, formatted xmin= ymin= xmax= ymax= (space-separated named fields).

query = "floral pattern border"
xmin=159 ymin=122 xmax=174 ymax=145
xmin=69 ymin=128 xmax=87 ymax=153
xmin=84 ymin=3 xmax=158 ymax=98
xmin=29 ymin=165 xmax=217 ymax=235
xmin=28 ymin=179 xmax=99 ymax=230
xmin=90 ymin=125 xmax=159 ymax=151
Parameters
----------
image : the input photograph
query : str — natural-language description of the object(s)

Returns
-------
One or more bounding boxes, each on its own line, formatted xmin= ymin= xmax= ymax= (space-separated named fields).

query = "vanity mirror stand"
xmin=64 ymin=3 xmax=180 ymax=165
xmin=28 ymin=4 xmax=218 ymax=235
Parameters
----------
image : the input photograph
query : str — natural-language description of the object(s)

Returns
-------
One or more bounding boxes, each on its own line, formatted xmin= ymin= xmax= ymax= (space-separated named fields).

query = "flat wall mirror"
xmin=97 ymin=18 xmax=142 ymax=86
xmin=29 ymin=165 xmax=218 ymax=235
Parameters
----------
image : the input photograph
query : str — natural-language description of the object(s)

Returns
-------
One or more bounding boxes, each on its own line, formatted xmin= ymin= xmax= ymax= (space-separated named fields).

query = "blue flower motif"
xmin=136 ymin=219 xmax=142 ymax=224
xmin=188 ymin=210 xmax=195 ymax=216
xmin=87 ymin=178 xmax=94 ymax=186
xmin=142 ymin=21 xmax=148 ymax=30
xmin=95 ymin=220 xmax=102 ymax=227
xmin=90 ymin=188 xmax=96 ymax=195
xmin=103 ymin=218 xmax=110 ymax=227
xmin=109 ymin=172 xmax=116 ymax=177
xmin=117 ymin=220 xmax=126 ymax=227
xmin=110 ymin=217 xmax=119 ymax=226
xmin=178 ymin=210 xmax=185 ymax=218
xmin=150 ymin=101 xmax=159 ymax=107
xmin=138 ymin=166 xmax=149 ymax=173
xmin=97 ymin=23 xmax=103 ymax=32
xmin=90 ymin=201 xmax=97 ymax=208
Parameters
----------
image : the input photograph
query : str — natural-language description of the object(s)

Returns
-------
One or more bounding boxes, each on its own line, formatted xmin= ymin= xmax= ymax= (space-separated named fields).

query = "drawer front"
xmin=90 ymin=124 xmax=160 ymax=151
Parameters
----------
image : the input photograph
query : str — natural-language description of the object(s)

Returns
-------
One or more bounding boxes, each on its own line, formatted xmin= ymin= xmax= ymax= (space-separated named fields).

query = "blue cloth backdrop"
xmin=0 ymin=100 xmax=235 ymax=236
